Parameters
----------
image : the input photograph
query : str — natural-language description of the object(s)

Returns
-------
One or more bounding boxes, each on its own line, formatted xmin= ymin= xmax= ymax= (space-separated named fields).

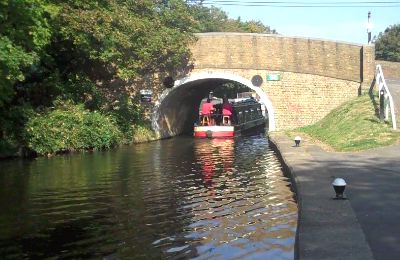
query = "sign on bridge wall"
xmin=140 ymin=89 xmax=153 ymax=103
xmin=267 ymin=74 xmax=281 ymax=81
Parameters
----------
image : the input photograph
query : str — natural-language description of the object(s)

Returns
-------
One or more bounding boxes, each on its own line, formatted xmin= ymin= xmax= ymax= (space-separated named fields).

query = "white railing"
xmin=376 ymin=64 xmax=397 ymax=130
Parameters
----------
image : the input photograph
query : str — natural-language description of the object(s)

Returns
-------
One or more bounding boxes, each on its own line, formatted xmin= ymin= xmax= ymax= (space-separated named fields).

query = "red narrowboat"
xmin=194 ymin=98 xmax=267 ymax=138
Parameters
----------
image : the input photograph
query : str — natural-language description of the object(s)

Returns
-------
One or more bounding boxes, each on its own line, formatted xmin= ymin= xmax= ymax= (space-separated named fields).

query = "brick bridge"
xmin=151 ymin=32 xmax=375 ymax=138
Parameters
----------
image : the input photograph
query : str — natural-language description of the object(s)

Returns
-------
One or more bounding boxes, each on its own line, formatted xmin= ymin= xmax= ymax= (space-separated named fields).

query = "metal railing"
xmin=376 ymin=64 xmax=397 ymax=130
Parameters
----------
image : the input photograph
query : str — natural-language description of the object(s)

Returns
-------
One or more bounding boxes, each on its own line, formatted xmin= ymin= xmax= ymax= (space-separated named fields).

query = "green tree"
xmin=189 ymin=4 xmax=276 ymax=34
xmin=56 ymin=0 xmax=195 ymax=81
xmin=213 ymin=82 xmax=250 ymax=99
xmin=375 ymin=24 xmax=400 ymax=62
xmin=189 ymin=5 xmax=228 ymax=32
xmin=45 ymin=0 xmax=197 ymax=113
xmin=241 ymin=20 xmax=277 ymax=34
xmin=0 ymin=0 xmax=51 ymax=107
xmin=51 ymin=0 xmax=198 ymax=141
xmin=0 ymin=0 xmax=53 ymax=156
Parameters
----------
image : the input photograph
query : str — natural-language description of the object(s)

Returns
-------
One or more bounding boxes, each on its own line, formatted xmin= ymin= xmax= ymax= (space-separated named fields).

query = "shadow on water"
xmin=0 ymin=132 xmax=297 ymax=259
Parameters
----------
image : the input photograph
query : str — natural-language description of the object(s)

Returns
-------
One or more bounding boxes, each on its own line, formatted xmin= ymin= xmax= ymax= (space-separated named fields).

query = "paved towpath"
xmin=385 ymin=78 xmax=400 ymax=126
xmin=269 ymin=133 xmax=400 ymax=260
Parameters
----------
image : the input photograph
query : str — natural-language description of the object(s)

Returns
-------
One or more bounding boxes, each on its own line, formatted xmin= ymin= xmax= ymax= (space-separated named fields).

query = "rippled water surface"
xmin=0 ymin=134 xmax=297 ymax=259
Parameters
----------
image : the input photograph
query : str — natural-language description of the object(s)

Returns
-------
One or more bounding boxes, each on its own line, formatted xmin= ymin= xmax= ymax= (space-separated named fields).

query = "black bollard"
xmin=379 ymin=90 xmax=385 ymax=121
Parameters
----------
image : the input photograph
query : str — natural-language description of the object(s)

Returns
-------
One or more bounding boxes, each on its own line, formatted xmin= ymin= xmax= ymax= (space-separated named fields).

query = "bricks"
xmin=191 ymin=33 xmax=370 ymax=83
xmin=188 ymin=33 xmax=374 ymax=130
xmin=147 ymin=33 xmax=376 ymax=134
xmin=377 ymin=60 xmax=400 ymax=79
xmin=263 ymin=71 xmax=360 ymax=129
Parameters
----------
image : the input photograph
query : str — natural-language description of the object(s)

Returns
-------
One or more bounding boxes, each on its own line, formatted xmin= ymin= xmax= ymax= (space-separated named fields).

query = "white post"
xmin=376 ymin=64 xmax=397 ymax=130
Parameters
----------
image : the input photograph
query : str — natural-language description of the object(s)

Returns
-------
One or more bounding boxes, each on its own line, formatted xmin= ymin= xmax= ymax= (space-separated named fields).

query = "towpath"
xmin=270 ymin=133 xmax=400 ymax=260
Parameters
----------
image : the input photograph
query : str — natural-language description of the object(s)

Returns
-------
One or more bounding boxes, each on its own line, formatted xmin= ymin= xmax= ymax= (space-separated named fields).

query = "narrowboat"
xmin=194 ymin=98 xmax=267 ymax=138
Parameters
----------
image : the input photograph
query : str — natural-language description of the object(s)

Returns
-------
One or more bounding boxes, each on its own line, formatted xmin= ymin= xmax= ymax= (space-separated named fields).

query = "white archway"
xmin=172 ymin=72 xmax=276 ymax=131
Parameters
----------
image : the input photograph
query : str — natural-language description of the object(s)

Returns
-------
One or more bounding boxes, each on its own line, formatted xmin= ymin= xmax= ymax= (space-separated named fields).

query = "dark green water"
xmin=0 ymin=134 xmax=297 ymax=259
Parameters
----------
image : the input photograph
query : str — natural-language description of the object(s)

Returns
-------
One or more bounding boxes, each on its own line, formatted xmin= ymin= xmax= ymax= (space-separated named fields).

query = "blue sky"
xmin=202 ymin=0 xmax=400 ymax=44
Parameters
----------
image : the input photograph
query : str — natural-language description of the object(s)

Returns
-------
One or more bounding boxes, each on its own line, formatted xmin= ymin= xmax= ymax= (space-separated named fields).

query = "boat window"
xmin=238 ymin=111 xmax=243 ymax=123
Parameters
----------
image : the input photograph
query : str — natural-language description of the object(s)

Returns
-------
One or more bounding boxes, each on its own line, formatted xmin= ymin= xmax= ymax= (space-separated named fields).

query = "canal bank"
xmin=270 ymin=132 xmax=400 ymax=259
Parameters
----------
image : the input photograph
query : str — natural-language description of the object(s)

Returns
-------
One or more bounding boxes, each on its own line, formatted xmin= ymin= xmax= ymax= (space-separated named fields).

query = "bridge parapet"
xmin=192 ymin=33 xmax=374 ymax=85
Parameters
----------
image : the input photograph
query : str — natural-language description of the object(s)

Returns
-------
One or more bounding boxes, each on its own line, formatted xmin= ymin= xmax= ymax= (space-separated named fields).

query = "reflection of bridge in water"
xmin=174 ymin=136 xmax=298 ymax=259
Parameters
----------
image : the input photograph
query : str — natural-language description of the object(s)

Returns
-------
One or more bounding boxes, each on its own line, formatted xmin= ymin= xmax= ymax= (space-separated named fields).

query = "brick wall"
xmin=264 ymin=71 xmax=360 ymax=129
xmin=377 ymin=60 xmax=400 ymax=79
xmin=361 ymin=45 xmax=375 ymax=92
xmin=191 ymin=33 xmax=372 ymax=83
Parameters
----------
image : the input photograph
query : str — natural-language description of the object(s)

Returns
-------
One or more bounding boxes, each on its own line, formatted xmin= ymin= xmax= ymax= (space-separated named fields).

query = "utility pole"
xmin=367 ymin=11 xmax=372 ymax=44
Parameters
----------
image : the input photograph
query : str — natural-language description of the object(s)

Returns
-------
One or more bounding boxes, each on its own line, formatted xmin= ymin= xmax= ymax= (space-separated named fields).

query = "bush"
xmin=25 ymin=100 xmax=122 ymax=155
xmin=0 ymin=103 xmax=35 ymax=157
xmin=132 ymin=123 xmax=157 ymax=143
xmin=107 ymin=94 xmax=144 ymax=143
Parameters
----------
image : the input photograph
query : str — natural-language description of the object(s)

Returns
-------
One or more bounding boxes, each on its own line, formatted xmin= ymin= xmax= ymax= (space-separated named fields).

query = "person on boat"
xmin=201 ymin=98 xmax=215 ymax=125
xmin=222 ymin=97 xmax=233 ymax=125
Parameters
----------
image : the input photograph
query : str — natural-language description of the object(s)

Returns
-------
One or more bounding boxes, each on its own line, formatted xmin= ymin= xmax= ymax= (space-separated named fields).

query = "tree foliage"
xmin=0 ymin=0 xmax=51 ymax=107
xmin=213 ymin=82 xmax=250 ymax=99
xmin=188 ymin=4 xmax=276 ymax=33
xmin=375 ymin=24 xmax=400 ymax=62
xmin=57 ymin=0 xmax=196 ymax=81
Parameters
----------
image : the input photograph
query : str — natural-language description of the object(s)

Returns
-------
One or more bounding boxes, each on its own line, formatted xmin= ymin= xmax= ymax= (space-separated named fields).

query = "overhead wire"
xmin=196 ymin=0 xmax=400 ymax=7
xmin=202 ymin=1 xmax=400 ymax=2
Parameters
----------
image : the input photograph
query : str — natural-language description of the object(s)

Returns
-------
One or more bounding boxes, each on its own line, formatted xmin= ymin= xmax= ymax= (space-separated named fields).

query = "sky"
xmin=201 ymin=0 xmax=400 ymax=45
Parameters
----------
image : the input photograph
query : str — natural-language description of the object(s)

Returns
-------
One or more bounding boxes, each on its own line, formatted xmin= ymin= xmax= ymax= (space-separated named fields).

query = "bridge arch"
xmin=175 ymin=72 xmax=276 ymax=131
xmin=147 ymin=32 xmax=375 ymax=135
xmin=152 ymin=72 xmax=275 ymax=138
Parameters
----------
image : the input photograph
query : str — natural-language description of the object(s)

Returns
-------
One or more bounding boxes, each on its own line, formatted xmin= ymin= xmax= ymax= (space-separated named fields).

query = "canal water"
xmin=0 ymin=133 xmax=297 ymax=259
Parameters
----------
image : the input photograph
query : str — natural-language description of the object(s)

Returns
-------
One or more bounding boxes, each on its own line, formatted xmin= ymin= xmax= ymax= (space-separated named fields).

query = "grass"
xmin=291 ymin=93 xmax=400 ymax=152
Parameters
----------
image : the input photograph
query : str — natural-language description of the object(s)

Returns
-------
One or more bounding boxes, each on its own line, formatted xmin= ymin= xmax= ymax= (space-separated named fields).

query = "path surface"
xmin=385 ymin=78 xmax=400 ymax=126
xmin=270 ymin=133 xmax=400 ymax=260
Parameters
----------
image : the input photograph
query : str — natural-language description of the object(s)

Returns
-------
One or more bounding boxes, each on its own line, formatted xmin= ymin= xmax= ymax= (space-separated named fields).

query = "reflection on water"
xmin=0 ymin=134 xmax=297 ymax=259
